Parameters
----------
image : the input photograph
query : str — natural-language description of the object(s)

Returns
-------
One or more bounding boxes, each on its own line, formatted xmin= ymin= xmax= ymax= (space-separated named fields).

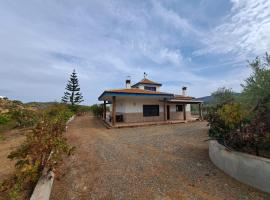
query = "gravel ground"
xmin=50 ymin=115 xmax=270 ymax=200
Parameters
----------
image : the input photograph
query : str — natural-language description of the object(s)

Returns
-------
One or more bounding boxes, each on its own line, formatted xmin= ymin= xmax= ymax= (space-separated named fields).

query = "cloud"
xmin=0 ymin=0 xmax=268 ymax=104
xmin=195 ymin=0 xmax=270 ymax=60
xmin=151 ymin=1 xmax=200 ymax=36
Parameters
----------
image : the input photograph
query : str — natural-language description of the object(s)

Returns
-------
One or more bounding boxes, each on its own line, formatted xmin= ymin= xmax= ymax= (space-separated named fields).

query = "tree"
xmin=212 ymin=87 xmax=235 ymax=107
xmin=241 ymin=52 xmax=270 ymax=131
xmin=61 ymin=70 xmax=84 ymax=105
xmin=241 ymin=53 xmax=270 ymax=116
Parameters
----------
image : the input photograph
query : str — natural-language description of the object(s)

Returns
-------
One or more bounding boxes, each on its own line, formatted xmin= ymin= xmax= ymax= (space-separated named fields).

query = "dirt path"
xmin=51 ymin=115 xmax=270 ymax=200
xmin=0 ymin=130 xmax=25 ymax=182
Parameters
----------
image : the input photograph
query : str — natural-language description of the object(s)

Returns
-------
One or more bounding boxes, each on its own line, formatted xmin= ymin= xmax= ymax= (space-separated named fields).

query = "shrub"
xmin=208 ymin=53 xmax=270 ymax=158
xmin=217 ymin=103 xmax=249 ymax=130
xmin=45 ymin=104 xmax=74 ymax=123
xmin=212 ymin=87 xmax=235 ymax=106
xmin=0 ymin=114 xmax=10 ymax=125
xmin=10 ymin=109 xmax=38 ymax=128
xmin=90 ymin=104 xmax=103 ymax=117
xmin=1 ymin=113 xmax=74 ymax=199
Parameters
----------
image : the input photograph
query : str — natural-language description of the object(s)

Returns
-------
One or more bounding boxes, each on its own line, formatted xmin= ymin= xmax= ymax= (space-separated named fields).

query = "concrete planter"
xmin=209 ymin=140 xmax=270 ymax=194
xmin=30 ymin=171 xmax=54 ymax=200
xmin=66 ymin=115 xmax=75 ymax=125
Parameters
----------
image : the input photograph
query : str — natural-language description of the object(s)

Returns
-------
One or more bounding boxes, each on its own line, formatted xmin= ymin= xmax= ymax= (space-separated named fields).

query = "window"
xmin=144 ymin=86 xmax=156 ymax=91
xmin=176 ymin=104 xmax=183 ymax=112
xmin=143 ymin=105 xmax=159 ymax=117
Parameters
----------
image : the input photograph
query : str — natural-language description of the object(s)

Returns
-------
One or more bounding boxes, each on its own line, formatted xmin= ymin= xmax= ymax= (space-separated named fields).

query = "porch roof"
xmin=165 ymin=99 xmax=203 ymax=104
xmin=98 ymin=88 xmax=174 ymax=101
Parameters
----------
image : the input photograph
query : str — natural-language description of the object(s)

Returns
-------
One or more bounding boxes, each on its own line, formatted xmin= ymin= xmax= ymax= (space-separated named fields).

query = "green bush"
xmin=90 ymin=104 xmax=103 ymax=117
xmin=208 ymin=53 xmax=270 ymax=158
xmin=10 ymin=109 xmax=38 ymax=128
xmin=0 ymin=114 xmax=10 ymax=125
xmin=45 ymin=104 xmax=74 ymax=123
xmin=208 ymin=102 xmax=249 ymax=142
xmin=1 ymin=106 xmax=74 ymax=199
xmin=218 ymin=103 xmax=249 ymax=130
xmin=67 ymin=105 xmax=91 ymax=116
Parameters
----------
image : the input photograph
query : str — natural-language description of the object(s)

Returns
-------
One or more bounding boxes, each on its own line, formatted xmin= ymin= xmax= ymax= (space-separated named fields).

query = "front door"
xmin=167 ymin=105 xmax=170 ymax=120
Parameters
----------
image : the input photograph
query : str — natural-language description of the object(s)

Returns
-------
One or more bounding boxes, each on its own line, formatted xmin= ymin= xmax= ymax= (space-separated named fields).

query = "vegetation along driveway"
xmin=51 ymin=115 xmax=270 ymax=200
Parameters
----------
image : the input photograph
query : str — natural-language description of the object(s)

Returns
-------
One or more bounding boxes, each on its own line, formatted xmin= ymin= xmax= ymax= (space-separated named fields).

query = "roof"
xmin=132 ymin=78 xmax=162 ymax=87
xmin=166 ymin=99 xmax=203 ymax=104
xmin=98 ymin=88 xmax=174 ymax=101
xmin=173 ymin=95 xmax=193 ymax=100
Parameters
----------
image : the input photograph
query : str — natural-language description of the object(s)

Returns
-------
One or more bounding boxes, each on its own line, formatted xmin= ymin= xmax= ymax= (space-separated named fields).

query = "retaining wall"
xmin=209 ymin=140 xmax=270 ymax=194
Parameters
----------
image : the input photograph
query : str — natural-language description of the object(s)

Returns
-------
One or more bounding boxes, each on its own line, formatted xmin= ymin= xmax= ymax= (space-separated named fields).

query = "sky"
xmin=0 ymin=0 xmax=270 ymax=104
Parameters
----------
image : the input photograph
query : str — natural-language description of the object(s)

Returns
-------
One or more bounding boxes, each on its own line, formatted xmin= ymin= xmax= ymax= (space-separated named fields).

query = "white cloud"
xmin=0 ymin=0 xmax=267 ymax=104
xmin=159 ymin=48 xmax=183 ymax=65
xmin=151 ymin=0 xmax=201 ymax=36
xmin=195 ymin=0 xmax=270 ymax=59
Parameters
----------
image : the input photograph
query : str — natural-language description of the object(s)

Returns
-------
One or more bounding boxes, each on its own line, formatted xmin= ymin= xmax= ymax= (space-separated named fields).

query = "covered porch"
xmin=164 ymin=99 xmax=204 ymax=121
xmin=101 ymin=97 xmax=203 ymax=128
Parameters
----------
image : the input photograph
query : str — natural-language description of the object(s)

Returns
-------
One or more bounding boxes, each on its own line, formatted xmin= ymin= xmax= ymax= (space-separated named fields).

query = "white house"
xmin=98 ymin=76 xmax=203 ymax=127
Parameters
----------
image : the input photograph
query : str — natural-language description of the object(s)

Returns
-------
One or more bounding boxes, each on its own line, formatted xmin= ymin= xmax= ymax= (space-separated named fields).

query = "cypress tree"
xmin=61 ymin=70 xmax=84 ymax=105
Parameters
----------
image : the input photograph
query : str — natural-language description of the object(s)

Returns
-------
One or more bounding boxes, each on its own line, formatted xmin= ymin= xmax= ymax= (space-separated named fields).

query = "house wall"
xmin=111 ymin=97 xmax=192 ymax=123
xmin=168 ymin=104 xmax=191 ymax=120
xmin=136 ymin=84 xmax=161 ymax=92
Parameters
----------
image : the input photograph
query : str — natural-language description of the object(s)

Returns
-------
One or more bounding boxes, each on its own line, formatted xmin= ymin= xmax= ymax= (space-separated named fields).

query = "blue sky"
xmin=0 ymin=0 xmax=269 ymax=104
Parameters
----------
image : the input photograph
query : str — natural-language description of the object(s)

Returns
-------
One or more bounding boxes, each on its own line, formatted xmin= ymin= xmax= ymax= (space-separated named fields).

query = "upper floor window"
xmin=144 ymin=86 xmax=156 ymax=91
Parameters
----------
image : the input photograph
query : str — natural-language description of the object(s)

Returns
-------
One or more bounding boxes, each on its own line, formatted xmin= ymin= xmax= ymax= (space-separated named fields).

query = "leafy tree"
xmin=240 ymin=53 xmax=270 ymax=155
xmin=241 ymin=53 xmax=270 ymax=118
xmin=212 ymin=87 xmax=235 ymax=107
xmin=208 ymin=53 xmax=270 ymax=157
xmin=61 ymin=70 xmax=84 ymax=105
xmin=207 ymin=87 xmax=242 ymax=140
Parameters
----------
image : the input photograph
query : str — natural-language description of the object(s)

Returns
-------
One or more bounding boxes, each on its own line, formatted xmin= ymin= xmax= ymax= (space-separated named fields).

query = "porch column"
xmin=163 ymin=98 xmax=167 ymax=121
xmin=183 ymin=104 xmax=187 ymax=121
xmin=103 ymin=101 xmax=106 ymax=120
xmin=199 ymin=103 xmax=203 ymax=120
xmin=112 ymin=96 xmax=116 ymax=126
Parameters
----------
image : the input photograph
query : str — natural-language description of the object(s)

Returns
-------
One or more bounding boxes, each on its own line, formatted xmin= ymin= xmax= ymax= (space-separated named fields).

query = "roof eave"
xmin=98 ymin=91 xmax=174 ymax=101
xmin=166 ymin=99 xmax=204 ymax=104
xmin=131 ymin=83 xmax=162 ymax=88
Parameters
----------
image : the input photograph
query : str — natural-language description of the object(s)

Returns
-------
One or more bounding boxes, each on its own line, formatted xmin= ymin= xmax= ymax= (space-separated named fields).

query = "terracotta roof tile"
xmin=106 ymin=88 xmax=172 ymax=95
xmin=173 ymin=95 xmax=193 ymax=100
xmin=132 ymin=78 xmax=162 ymax=87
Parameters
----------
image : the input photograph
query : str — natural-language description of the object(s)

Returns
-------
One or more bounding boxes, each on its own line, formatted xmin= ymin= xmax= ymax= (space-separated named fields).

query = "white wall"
xmin=113 ymin=97 xmax=190 ymax=114
xmin=136 ymin=84 xmax=161 ymax=92
xmin=169 ymin=104 xmax=190 ymax=112
xmin=209 ymin=140 xmax=270 ymax=194
xmin=115 ymin=97 xmax=164 ymax=113
xmin=186 ymin=104 xmax=191 ymax=111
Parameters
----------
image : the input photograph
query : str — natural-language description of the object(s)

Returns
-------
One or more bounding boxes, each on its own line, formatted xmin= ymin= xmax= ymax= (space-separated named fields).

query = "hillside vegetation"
xmin=207 ymin=53 xmax=270 ymax=158
xmin=0 ymin=99 xmax=91 ymax=200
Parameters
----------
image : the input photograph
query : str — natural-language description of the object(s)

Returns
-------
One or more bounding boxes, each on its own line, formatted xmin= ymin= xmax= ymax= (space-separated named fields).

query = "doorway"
xmin=166 ymin=105 xmax=170 ymax=120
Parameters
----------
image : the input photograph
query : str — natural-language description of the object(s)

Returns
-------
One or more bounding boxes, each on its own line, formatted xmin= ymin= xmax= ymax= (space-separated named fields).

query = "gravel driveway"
xmin=51 ymin=115 xmax=270 ymax=200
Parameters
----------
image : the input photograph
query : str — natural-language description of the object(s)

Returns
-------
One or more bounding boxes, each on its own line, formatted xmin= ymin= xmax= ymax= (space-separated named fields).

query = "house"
xmin=98 ymin=75 xmax=203 ymax=127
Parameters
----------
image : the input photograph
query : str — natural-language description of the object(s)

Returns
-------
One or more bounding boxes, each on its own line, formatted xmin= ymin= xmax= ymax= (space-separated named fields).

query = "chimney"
xmin=126 ymin=76 xmax=131 ymax=88
xmin=182 ymin=86 xmax=187 ymax=96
